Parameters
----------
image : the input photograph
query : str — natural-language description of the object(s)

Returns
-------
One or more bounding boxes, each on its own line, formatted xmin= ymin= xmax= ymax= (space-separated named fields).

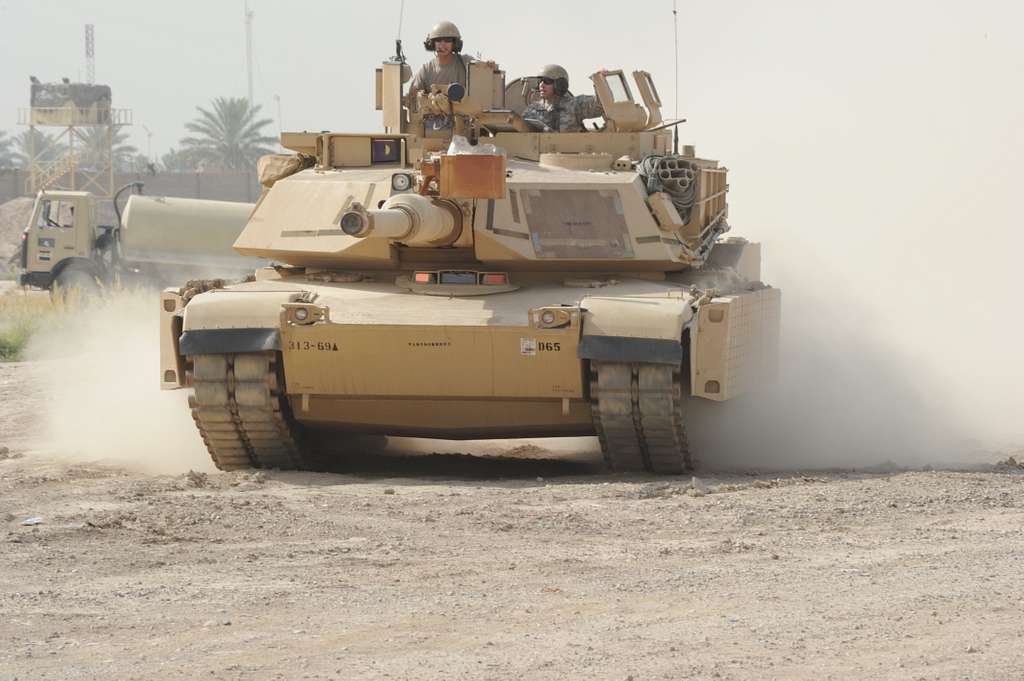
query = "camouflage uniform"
xmin=521 ymin=93 xmax=605 ymax=133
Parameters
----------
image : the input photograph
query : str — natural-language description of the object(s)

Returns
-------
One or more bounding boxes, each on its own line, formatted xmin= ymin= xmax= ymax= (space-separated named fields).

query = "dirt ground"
xmin=2 ymin=358 xmax=1023 ymax=680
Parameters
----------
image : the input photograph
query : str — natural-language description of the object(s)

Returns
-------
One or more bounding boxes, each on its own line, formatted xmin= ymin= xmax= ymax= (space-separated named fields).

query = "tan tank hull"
xmin=161 ymin=267 xmax=780 ymax=473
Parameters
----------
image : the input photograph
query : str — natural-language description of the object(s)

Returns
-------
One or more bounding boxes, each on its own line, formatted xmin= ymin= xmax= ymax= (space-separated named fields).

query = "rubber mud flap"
xmin=179 ymin=328 xmax=280 ymax=356
xmin=578 ymin=335 xmax=682 ymax=365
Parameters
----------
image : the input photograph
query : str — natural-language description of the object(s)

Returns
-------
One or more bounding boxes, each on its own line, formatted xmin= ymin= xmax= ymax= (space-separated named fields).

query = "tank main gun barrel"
xmin=339 ymin=193 xmax=462 ymax=246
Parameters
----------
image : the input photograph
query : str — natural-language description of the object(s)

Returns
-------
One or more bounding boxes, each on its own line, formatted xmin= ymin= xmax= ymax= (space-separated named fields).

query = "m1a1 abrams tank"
xmin=159 ymin=56 xmax=781 ymax=474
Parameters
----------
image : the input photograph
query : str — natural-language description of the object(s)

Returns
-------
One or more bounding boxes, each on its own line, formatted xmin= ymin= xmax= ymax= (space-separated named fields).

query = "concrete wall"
xmin=0 ymin=168 xmax=260 ymax=204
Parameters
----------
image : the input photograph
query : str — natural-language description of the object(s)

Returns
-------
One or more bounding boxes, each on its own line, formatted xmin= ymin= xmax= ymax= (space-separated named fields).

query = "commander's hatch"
xmin=591 ymin=70 xmax=669 ymax=132
xmin=591 ymin=70 xmax=647 ymax=132
xmin=632 ymin=70 xmax=662 ymax=127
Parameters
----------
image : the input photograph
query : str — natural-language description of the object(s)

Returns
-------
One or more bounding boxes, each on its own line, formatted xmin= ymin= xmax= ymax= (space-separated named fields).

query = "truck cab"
xmin=19 ymin=190 xmax=104 ymax=291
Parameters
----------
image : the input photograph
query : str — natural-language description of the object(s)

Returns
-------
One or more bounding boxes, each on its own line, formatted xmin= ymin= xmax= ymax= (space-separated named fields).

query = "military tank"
xmin=159 ymin=56 xmax=780 ymax=474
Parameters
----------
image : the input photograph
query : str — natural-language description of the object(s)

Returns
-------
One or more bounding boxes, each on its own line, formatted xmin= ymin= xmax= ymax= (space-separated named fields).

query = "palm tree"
xmin=11 ymin=128 xmax=66 ymax=168
xmin=160 ymin=147 xmax=197 ymax=173
xmin=179 ymin=97 xmax=276 ymax=170
xmin=0 ymin=130 xmax=14 ymax=168
xmin=74 ymin=125 xmax=138 ymax=172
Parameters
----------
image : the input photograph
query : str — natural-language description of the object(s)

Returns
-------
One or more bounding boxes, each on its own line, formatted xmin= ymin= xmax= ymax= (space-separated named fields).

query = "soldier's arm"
xmin=406 ymin=65 xmax=430 ymax=102
xmin=575 ymin=94 xmax=605 ymax=120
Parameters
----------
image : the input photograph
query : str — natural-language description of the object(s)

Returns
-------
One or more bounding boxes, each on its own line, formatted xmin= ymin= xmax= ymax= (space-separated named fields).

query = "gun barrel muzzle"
xmin=339 ymin=194 xmax=461 ymax=246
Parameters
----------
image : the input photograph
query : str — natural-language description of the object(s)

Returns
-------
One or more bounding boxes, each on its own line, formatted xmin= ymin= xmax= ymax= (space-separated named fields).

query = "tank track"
xmin=590 ymin=362 xmax=692 ymax=474
xmin=188 ymin=352 xmax=307 ymax=471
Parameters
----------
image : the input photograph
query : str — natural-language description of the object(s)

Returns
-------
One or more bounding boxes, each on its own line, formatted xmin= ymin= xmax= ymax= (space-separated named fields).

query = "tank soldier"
xmin=521 ymin=64 xmax=605 ymax=133
xmin=407 ymin=20 xmax=472 ymax=102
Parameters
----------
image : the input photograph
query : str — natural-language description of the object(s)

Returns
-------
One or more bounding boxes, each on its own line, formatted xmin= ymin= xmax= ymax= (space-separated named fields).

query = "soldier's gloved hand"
xmin=522 ymin=117 xmax=548 ymax=132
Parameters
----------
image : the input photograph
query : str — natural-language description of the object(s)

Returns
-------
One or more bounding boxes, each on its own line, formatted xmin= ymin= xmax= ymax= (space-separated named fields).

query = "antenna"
xmin=672 ymin=0 xmax=679 ymax=154
xmin=392 ymin=0 xmax=407 ymax=63
xmin=245 ymin=1 xmax=255 ymax=104
xmin=85 ymin=24 xmax=95 ymax=84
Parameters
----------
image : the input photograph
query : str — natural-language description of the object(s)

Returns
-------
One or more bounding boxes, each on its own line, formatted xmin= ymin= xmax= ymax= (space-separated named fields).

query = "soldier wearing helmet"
xmin=407 ymin=20 xmax=473 ymax=103
xmin=521 ymin=64 xmax=605 ymax=133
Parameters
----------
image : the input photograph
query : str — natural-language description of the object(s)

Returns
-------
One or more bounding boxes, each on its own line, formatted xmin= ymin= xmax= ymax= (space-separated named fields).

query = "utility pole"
xmin=85 ymin=24 xmax=95 ymax=84
xmin=245 ymin=1 xmax=254 ymax=104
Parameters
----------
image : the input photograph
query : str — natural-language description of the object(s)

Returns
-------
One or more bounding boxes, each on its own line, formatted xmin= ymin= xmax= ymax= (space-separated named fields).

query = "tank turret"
xmin=160 ymin=53 xmax=782 ymax=476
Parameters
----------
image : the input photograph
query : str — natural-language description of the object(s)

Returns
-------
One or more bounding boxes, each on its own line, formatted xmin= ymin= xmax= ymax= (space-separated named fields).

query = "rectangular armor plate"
xmin=522 ymin=189 xmax=634 ymax=259
xmin=691 ymin=288 xmax=782 ymax=401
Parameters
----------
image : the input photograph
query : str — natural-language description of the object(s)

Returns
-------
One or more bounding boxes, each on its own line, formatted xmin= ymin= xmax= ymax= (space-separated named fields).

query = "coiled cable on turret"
xmin=637 ymin=154 xmax=699 ymax=224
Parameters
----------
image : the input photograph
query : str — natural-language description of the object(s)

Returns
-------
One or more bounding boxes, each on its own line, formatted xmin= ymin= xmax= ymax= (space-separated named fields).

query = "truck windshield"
xmin=36 ymin=200 xmax=75 ymax=229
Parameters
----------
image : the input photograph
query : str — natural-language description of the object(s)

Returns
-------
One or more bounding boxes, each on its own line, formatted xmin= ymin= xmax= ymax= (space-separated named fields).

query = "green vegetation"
xmin=0 ymin=292 xmax=58 ymax=361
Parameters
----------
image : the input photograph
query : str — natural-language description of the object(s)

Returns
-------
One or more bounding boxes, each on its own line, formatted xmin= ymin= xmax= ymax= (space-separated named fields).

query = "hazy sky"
xmin=3 ymin=0 xmax=1022 ymax=443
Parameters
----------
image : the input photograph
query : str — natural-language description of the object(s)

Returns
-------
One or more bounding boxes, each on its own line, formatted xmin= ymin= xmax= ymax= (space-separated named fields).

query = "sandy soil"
xmin=1 ymin=360 xmax=1023 ymax=680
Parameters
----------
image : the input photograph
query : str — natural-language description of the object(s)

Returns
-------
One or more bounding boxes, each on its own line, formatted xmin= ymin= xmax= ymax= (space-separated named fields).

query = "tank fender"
xmin=578 ymin=295 xmax=695 ymax=365
xmin=177 ymin=288 xmax=311 ymax=356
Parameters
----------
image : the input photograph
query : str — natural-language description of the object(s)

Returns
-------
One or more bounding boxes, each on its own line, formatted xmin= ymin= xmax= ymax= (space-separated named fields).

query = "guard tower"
xmin=17 ymin=79 xmax=132 ymax=197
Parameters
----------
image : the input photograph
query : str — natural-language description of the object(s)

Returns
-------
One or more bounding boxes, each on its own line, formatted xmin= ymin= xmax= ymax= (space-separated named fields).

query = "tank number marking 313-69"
xmin=287 ymin=340 xmax=339 ymax=352
xmin=520 ymin=338 xmax=562 ymax=356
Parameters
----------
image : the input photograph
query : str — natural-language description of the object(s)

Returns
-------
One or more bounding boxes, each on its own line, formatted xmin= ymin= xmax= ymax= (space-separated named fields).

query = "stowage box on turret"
xmin=159 ymin=56 xmax=781 ymax=474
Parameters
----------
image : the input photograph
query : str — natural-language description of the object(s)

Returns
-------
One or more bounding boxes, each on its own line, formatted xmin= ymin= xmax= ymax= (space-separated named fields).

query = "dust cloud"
xmin=685 ymin=291 xmax=971 ymax=472
xmin=684 ymin=183 xmax=1023 ymax=471
xmin=25 ymin=290 xmax=214 ymax=474
xmin=679 ymin=6 xmax=1024 ymax=471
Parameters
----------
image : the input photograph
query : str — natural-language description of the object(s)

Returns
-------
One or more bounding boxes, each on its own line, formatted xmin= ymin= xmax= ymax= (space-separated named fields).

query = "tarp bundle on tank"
xmin=257 ymin=153 xmax=315 ymax=189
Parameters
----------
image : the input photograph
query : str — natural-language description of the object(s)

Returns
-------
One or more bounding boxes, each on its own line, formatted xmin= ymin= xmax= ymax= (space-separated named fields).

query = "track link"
xmin=188 ymin=352 xmax=306 ymax=471
xmin=591 ymin=361 xmax=691 ymax=474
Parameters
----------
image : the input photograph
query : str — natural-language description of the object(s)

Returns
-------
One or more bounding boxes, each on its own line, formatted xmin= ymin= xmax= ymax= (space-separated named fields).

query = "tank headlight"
xmin=533 ymin=307 xmax=574 ymax=329
xmin=391 ymin=173 xmax=412 ymax=192
xmin=282 ymin=302 xmax=329 ymax=325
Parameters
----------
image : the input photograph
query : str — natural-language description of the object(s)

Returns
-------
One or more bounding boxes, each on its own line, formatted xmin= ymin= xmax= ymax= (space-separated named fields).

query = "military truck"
xmin=18 ymin=184 xmax=260 ymax=297
xmin=159 ymin=55 xmax=781 ymax=474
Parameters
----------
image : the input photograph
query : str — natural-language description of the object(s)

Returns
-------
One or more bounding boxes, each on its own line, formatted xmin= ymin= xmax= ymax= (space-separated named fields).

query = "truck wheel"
xmin=52 ymin=268 xmax=100 ymax=303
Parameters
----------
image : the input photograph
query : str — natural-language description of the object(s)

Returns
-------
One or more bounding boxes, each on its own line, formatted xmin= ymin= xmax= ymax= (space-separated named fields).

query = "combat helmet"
xmin=537 ymin=64 xmax=570 ymax=95
xmin=424 ymin=20 xmax=463 ymax=53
